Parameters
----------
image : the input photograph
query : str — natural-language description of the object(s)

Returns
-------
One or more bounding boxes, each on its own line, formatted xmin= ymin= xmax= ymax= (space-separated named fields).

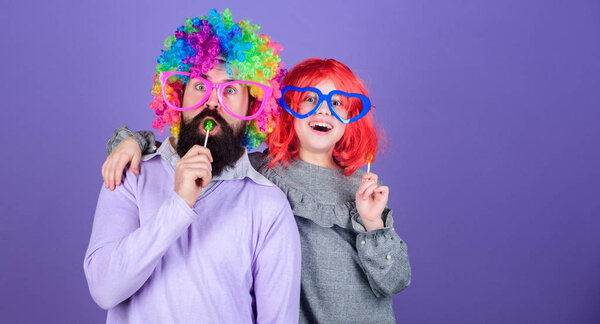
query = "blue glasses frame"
xmin=278 ymin=86 xmax=372 ymax=124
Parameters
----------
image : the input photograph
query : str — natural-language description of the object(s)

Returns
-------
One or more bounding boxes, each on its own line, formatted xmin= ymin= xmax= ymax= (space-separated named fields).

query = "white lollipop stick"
xmin=203 ymin=130 xmax=210 ymax=148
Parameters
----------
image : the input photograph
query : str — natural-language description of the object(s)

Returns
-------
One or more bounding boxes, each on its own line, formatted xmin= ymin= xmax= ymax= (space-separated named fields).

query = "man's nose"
xmin=204 ymin=87 xmax=221 ymax=110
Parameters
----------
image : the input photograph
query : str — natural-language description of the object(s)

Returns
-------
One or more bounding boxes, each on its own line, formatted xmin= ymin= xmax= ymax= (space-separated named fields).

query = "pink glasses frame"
xmin=159 ymin=71 xmax=273 ymax=120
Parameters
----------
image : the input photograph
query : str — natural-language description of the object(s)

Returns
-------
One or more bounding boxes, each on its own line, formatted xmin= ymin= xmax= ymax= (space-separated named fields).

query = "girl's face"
xmin=293 ymin=79 xmax=347 ymax=156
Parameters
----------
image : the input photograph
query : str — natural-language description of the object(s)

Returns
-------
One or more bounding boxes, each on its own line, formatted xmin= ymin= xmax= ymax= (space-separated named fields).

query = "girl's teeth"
xmin=309 ymin=122 xmax=332 ymax=129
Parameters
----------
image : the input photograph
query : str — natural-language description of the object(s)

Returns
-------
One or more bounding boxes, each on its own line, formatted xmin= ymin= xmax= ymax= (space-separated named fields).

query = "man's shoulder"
xmin=237 ymin=177 xmax=290 ymax=211
xmin=122 ymin=155 xmax=171 ymax=184
xmin=240 ymin=176 xmax=283 ymax=195
xmin=247 ymin=183 xmax=294 ymax=229
xmin=139 ymin=155 xmax=170 ymax=171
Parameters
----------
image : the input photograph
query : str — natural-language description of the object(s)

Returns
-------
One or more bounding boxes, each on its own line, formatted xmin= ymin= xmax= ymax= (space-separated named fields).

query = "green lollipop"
xmin=203 ymin=119 xmax=215 ymax=147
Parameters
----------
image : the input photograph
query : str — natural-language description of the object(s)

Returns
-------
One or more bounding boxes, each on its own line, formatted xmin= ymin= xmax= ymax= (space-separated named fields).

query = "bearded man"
xmin=83 ymin=9 xmax=300 ymax=324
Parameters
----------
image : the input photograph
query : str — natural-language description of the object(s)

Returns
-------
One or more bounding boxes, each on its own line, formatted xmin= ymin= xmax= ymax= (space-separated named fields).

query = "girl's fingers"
xmin=107 ymin=160 xmax=116 ymax=190
xmin=131 ymin=153 xmax=141 ymax=175
xmin=114 ymin=153 xmax=131 ymax=189
xmin=356 ymin=180 xmax=371 ymax=197
xmin=362 ymin=172 xmax=379 ymax=184
xmin=357 ymin=178 xmax=377 ymax=197
xmin=102 ymin=155 xmax=117 ymax=188
xmin=373 ymin=186 xmax=389 ymax=202
xmin=361 ymin=182 xmax=378 ymax=200
xmin=376 ymin=185 xmax=389 ymax=195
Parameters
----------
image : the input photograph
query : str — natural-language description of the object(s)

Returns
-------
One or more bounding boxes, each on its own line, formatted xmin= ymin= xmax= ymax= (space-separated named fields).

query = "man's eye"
xmin=226 ymin=87 xmax=236 ymax=95
xmin=195 ymin=83 xmax=206 ymax=91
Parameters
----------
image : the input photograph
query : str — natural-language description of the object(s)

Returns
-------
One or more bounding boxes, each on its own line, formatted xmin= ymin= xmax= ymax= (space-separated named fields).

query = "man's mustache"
xmin=186 ymin=109 xmax=229 ymax=130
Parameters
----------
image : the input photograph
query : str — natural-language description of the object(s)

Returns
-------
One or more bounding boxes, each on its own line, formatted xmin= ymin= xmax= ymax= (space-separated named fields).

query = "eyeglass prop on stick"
xmin=203 ymin=119 xmax=215 ymax=148
xmin=365 ymin=152 xmax=375 ymax=174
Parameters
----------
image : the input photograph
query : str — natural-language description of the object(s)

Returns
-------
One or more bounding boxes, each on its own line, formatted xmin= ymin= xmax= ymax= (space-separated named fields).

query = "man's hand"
xmin=102 ymin=136 xmax=142 ymax=190
xmin=174 ymin=145 xmax=213 ymax=208
xmin=355 ymin=172 xmax=389 ymax=232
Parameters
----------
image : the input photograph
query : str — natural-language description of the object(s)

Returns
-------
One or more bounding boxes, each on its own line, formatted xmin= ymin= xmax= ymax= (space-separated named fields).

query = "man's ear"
xmin=246 ymin=96 xmax=257 ymax=120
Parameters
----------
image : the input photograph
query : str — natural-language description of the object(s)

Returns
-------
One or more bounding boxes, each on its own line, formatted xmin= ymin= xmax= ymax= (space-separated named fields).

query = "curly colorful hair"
xmin=149 ymin=8 xmax=286 ymax=149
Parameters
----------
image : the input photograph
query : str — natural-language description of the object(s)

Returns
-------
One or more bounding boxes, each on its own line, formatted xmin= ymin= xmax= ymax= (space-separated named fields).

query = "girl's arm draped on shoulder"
xmin=102 ymin=125 xmax=158 ymax=190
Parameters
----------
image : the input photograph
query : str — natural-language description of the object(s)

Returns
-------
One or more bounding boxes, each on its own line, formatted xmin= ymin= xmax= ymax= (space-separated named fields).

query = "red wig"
xmin=267 ymin=58 xmax=381 ymax=176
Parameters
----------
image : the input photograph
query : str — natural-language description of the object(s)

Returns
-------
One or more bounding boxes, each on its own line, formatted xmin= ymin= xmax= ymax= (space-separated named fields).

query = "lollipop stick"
xmin=203 ymin=131 xmax=210 ymax=148
xmin=202 ymin=119 xmax=215 ymax=148
xmin=367 ymin=162 xmax=371 ymax=174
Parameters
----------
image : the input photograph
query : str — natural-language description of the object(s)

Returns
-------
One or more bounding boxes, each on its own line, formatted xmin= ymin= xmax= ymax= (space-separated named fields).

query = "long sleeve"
xmin=351 ymin=205 xmax=412 ymax=298
xmin=252 ymin=200 xmax=302 ymax=324
xmin=83 ymin=171 xmax=199 ymax=309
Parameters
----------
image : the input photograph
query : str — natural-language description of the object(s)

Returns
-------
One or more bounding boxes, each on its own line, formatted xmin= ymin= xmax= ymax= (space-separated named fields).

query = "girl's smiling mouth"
xmin=308 ymin=120 xmax=333 ymax=134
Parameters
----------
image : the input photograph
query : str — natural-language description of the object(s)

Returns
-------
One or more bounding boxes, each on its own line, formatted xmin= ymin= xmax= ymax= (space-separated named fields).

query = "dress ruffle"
xmin=249 ymin=152 xmax=392 ymax=231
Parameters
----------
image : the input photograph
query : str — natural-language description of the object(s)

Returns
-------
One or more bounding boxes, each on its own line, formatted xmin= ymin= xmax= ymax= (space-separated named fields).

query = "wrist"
xmin=363 ymin=218 xmax=384 ymax=232
xmin=175 ymin=190 xmax=195 ymax=208
xmin=107 ymin=125 xmax=135 ymax=155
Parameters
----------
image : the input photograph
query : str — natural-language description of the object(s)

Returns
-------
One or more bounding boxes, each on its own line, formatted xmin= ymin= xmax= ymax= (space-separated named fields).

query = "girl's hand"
xmin=101 ymin=136 xmax=142 ymax=190
xmin=355 ymin=172 xmax=389 ymax=231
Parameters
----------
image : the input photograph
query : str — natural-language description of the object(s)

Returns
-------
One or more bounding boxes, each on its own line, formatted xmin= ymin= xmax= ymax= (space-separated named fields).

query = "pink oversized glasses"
xmin=159 ymin=71 xmax=273 ymax=120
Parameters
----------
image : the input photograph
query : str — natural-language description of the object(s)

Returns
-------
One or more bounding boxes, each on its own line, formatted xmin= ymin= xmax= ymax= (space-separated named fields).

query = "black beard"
xmin=176 ymin=110 xmax=246 ymax=176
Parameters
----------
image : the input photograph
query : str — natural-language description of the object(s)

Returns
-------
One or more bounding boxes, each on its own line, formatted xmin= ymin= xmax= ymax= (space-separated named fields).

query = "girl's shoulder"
xmin=248 ymin=150 xmax=269 ymax=171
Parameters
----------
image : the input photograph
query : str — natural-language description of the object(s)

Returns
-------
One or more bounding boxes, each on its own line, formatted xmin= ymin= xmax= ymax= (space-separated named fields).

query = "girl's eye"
xmin=332 ymin=100 xmax=342 ymax=106
xmin=305 ymin=96 xmax=317 ymax=103
xmin=195 ymin=83 xmax=206 ymax=91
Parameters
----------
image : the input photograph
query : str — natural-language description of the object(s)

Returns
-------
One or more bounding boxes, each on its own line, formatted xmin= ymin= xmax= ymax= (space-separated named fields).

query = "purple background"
xmin=2 ymin=0 xmax=599 ymax=323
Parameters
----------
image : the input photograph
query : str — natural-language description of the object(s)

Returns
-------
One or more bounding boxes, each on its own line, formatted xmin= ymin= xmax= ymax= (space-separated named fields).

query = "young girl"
xmin=103 ymin=58 xmax=411 ymax=323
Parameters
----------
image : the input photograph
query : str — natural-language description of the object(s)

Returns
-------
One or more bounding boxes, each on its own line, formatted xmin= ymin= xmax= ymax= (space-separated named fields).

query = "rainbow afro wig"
xmin=149 ymin=8 xmax=286 ymax=149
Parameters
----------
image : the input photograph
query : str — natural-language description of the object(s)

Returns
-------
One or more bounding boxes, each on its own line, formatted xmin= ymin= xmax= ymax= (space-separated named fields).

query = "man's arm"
xmin=252 ymin=194 xmax=301 ymax=324
xmin=83 ymin=170 xmax=199 ymax=309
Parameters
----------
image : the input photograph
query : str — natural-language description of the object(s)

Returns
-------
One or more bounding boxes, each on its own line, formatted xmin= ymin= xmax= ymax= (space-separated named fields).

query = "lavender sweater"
xmin=84 ymin=139 xmax=301 ymax=323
